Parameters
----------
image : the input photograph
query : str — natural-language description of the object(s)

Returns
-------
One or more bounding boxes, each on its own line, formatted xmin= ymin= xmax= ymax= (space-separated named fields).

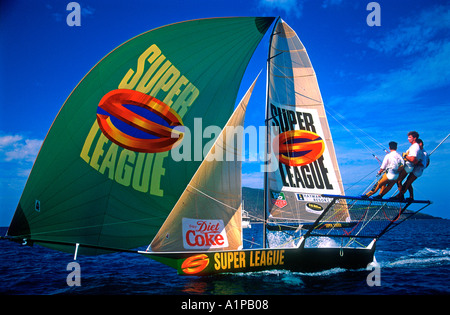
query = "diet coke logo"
xmin=182 ymin=218 xmax=229 ymax=250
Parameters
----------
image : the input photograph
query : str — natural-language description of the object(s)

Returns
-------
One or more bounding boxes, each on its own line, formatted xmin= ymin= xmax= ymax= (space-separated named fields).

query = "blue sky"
xmin=0 ymin=0 xmax=449 ymax=224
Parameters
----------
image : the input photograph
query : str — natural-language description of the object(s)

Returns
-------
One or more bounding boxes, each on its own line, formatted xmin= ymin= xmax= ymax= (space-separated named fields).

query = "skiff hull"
xmin=144 ymin=245 xmax=376 ymax=276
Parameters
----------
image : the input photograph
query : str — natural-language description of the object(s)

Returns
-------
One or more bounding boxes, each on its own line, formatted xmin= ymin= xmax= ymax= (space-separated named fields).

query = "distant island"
xmin=242 ymin=187 xmax=443 ymax=221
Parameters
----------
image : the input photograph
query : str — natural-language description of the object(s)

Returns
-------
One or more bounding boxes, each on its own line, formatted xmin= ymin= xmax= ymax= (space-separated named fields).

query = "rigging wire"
xmin=268 ymin=61 xmax=385 ymax=198
xmin=325 ymin=107 xmax=386 ymax=164
xmin=326 ymin=106 xmax=387 ymax=152
xmin=429 ymin=133 xmax=450 ymax=156
xmin=269 ymin=61 xmax=386 ymax=168
xmin=345 ymin=165 xmax=381 ymax=194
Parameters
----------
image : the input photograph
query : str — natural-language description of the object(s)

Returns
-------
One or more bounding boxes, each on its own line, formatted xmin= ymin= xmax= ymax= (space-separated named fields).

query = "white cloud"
xmin=0 ymin=134 xmax=43 ymax=163
xmin=0 ymin=135 xmax=22 ymax=147
xmin=329 ymin=4 xmax=450 ymax=120
xmin=326 ymin=4 xmax=450 ymax=194
xmin=367 ymin=5 xmax=450 ymax=57
xmin=353 ymin=41 xmax=450 ymax=106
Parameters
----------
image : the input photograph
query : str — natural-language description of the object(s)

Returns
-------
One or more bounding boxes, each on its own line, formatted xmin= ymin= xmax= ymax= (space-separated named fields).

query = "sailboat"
xmin=4 ymin=17 xmax=431 ymax=276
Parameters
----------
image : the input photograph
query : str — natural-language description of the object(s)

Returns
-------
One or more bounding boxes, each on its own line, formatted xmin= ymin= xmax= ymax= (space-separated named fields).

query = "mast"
xmin=263 ymin=17 xmax=281 ymax=249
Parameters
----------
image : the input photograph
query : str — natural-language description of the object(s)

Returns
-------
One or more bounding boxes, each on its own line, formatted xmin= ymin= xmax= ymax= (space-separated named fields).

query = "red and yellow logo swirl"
xmin=96 ymin=89 xmax=183 ymax=153
xmin=273 ymin=130 xmax=325 ymax=167
xmin=181 ymin=254 xmax=210 ymax=275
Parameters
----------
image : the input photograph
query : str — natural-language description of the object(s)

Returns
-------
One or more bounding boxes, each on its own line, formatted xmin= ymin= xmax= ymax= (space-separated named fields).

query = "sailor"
xmin=394 ymin=131 xmax=421 ymax=199
xmin=363 ymin=141 xmax=404 ymax=199
xmin=398 ymin=138 xmax=428 ymax=200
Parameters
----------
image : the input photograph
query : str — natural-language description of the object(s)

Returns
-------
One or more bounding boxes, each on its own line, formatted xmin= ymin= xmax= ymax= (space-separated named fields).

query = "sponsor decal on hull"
xmin=179 ymin=249 xmax=286 ymax=275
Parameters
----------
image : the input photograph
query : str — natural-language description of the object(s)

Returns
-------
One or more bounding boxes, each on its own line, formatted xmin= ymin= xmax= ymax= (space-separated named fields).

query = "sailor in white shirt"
xmin=400 ymin=139 xmax=429 ymax=200
xmin=364 ymin=141 xmax=404 ymax=199
xmin=395 ymin=131 xmax=421 ymax=198
xmin=413 ymin=139 xmax=429 ymax=177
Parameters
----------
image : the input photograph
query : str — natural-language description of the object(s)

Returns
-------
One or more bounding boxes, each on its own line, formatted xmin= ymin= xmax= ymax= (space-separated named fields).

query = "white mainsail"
xmin=266 ymin=19 xmax=348 ymax=224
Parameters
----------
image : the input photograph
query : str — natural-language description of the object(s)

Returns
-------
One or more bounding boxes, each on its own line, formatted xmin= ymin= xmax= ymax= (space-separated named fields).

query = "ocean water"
xmin=0 ymin=219 xmax=449 ymax=296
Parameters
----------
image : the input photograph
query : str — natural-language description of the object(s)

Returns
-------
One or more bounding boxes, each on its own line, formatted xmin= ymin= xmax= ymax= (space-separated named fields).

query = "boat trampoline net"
xmin=302 ymin=196 xmax=432 ymax=248
xmin=265 ymin=196 xmax=432 ymax=249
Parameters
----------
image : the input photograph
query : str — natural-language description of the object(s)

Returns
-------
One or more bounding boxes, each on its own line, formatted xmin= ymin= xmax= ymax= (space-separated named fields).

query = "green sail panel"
xmin=8 ymin=17 xmax=275 ymax=254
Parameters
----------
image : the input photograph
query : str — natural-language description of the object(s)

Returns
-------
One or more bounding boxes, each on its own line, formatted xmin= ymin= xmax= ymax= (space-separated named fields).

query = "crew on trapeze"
xmin=363 ymin=141 xmax=404 ymax=199
xmin=394 ymin=132 xmax=429 ymax=201
xmin=363 ymin=131 xmax=429 ymax=200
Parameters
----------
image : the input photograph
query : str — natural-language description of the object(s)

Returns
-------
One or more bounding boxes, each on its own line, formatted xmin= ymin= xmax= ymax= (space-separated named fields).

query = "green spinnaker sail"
xmin=8 ymin=17 xmax=275 ymax=254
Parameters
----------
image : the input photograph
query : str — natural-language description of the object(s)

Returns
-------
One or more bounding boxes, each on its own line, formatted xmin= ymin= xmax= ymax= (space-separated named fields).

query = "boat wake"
xmin=228 ymin=247 xmax=449 ymax=281
xmin=383 ymin=247 xmax=450 ymax=269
